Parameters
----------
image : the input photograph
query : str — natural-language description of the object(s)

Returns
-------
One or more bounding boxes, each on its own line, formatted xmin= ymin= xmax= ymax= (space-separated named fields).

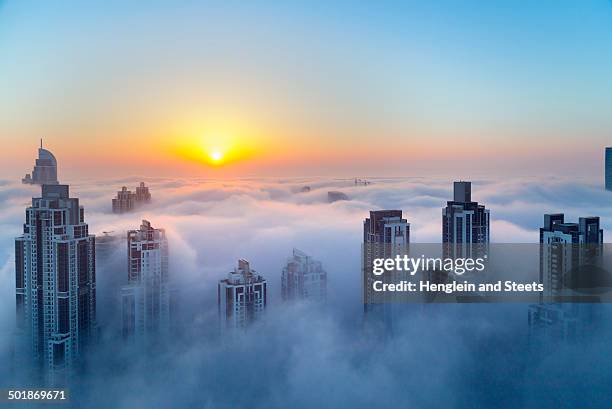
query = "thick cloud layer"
xmin=1 ymin=176 xmax=611 ymax=408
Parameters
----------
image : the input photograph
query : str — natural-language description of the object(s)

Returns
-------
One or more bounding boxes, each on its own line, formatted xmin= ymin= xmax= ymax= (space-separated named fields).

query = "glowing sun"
xmin=210 ymin=151 xmax=223 ymax=162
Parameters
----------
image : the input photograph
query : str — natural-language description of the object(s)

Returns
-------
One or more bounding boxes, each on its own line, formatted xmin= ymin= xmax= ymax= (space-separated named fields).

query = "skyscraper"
xmin=121 ymin=220 xmax=170 ymax=343
xmin=112 ymin=182 xmax=152 ymax=213
xmin=281 ymin=249 xmax=327 ymax=302
xmin=363 ymin=210 xmax=410 ymax=246
xmin=362 ymin=210 xmax=410 ymax=334
xmin=529 ymin=214 xmax=603 ymax=345
xmin=15 ymin=185 xmax=96 ymax=381
xmin=135 ymin=182 xmax=151 ymax=203
xmin=96 ymin=231 xmax=125 ymax=330
xmin=605 ymin=147 xmax=612 ymax=191
xmin=112 ymin=187 xmax=135 ymax=213
xmin=218 ymin=259 xmax=267 ymax=330
xmin=538 ymin=214 xmax=603 ymax=298
xmin=442 ymin=181 xmax=489 ymax=257
xmin=22 ymin=140 xmax=59 ymax=185
xmin=540 ymin=214 xmax=603 ymax=245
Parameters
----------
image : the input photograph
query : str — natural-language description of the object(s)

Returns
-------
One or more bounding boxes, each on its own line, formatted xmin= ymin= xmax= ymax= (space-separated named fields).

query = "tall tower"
xmin=363 ymin=211 xmax=410 ymax=305
xmin=112 ymin=183 xmax=152 ymax=213
xmin=442 ymin=181 xmax=489 ymax=258
xmin=121 ymin=220 xmax=170 ymax=343
xmin=112 ymin=187 xmax=135 ymax=214
xmin=281 ymin=249 xmax=327 ymax=302
xmin=605 ymin=147 xmax=612 ymax=191
xmin=135 ymin=182 xmax=151 ymax=203
xmin=363 ymin=210 xmax=410 ymax=246
xmin=22 ymin=140 xmax=59 ymax=185
xmin=540 ymin=214 xmax=603 ymax=245
xmin=529 ymin=214 xmax=603 ymax=345
xmin=538 ymin=214 xmax=603 ymax=298
xmin=362 ymin=210 xmax=410 ymax=335
xmin=218 ymin=260 xmax=267 ymax=330
xmin=15 ymin=185 xmax=96 ymax=381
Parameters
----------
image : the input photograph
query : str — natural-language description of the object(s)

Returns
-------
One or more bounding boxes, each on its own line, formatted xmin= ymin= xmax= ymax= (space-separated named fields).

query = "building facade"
xmin=135 ymin=182 xmax=152 ymax=203
xmin=529 ymin=214 xmax=603 ymax=345
xmin=281 ymin=249 xmax=327 ymax=302
xmin=362 ymin=210 xmax=410 ymax=333
xmin=442 ymin=181 xmax=489 ymax=258
xmin=121 ymin=220 xmax=170 ymax=343
xmin=606 ymin=147 xmax=612 ymax=191
xmin=540 ymin=214 xmax=603 ymax=245
xmin=363 ymin=210 xmax=410 ymax=246
xmin=112 ymin=182 xmax=152 ymax=214
xmin=218 ymin=260 xmax=267 ymax=330
xmin=112 ymin=187 xmax=135 ymax=213
xmin=15 ymin=185 xmax=96 ymax=381
xmin=538 ymin=214 xmax=603 ymax=298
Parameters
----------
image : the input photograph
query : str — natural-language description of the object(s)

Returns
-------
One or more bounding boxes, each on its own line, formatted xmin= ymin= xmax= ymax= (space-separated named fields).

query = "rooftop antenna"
xmin=40 ymin=138 xmax=43 ymax=149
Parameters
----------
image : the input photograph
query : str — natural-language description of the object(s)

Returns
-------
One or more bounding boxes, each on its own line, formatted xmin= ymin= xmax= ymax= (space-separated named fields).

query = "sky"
xmin=1 ymin=1 xmax=612 ymax=178
xmin=3 ymin=4 xmax=612 ymax=403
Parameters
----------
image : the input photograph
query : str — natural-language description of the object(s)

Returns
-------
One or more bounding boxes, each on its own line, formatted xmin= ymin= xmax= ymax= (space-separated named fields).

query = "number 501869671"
xmin=5 ymin=389 xmax=68 ymax=402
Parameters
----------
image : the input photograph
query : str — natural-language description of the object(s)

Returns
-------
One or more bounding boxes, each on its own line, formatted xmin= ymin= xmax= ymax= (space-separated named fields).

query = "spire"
xmin=40 ymin=138 xmax=43 ymax=149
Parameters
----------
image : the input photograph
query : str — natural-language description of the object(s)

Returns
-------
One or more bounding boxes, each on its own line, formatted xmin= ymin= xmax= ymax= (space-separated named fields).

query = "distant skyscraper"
xmin=605 ymin=147 xmax=612 ymax=191
xmin=327 ymin=191 xmax=349 ymax=203
xmin=540 ymin=214 xmax=603 ymax=245
xmin=529 ymin=214 xmax=603 ymax=345
xmin=96 ymin=231 xmax=125 ymax=329
xmin=121 ymin=220 xmax=170 ymax=343
xmin=15 ymin=185 xmax=96 ymax=381
xmin=112 ymin=187 xmax=135 ymax=213
xmin=112 ymin=183 xmax=152 ymax=213
xmin=539 ymin=214 xmax=603 ymax=298
xmin=218 ymin=260 xmax=267 ymax=330
xmin=135 ymin=182 xmax=151 ymax=203
xmin=362 ymin=210 xmax=410 ymax=334
xmin=22 ymin=139 xmax=59 ymax=185
xmin=281 ymin=249 xmax=327 ymax=302
xmin=363 ymin=210 xmax=410 ymax=246
xmin=528 ymin=302 xmax=601 ymax=346
xmin=442 ymin=181 xmax=489 ymax=257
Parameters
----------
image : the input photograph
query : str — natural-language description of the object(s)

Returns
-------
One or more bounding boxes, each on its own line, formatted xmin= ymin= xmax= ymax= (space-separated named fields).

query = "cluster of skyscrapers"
xmin=362 ymin=180 xmax=605 ymax=342
xmin=112 ymin=182 xmax=152 ymax=213
xmin=14 ymin=143 xmax=610 ymax=383
xmin=15 ymin=143 xmax=332 ymax=382
xmin=218 ymin=251 xmax=329 ymax=331
xmin=15 ymin=146 xmax=171 ymax=382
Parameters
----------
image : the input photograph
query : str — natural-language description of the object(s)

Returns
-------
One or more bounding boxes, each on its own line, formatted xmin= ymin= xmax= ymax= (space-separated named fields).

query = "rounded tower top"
xmin=38 ymin=148 xmax=57 ymax=165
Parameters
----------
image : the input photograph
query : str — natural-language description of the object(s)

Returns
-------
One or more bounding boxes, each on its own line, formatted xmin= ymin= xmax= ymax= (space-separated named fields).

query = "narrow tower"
xmin=22 ymin=139 xmax=59 ymax=185
xmin=15 ymin=185 xmax=96 ymax=382
xmin=442 ymin=181 xmax=489 ymax=258
xmin=121 ymin=220 xmax=170 ymax=344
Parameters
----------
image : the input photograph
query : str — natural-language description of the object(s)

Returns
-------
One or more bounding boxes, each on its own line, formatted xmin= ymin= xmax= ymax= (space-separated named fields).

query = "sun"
xmin=210 ymin=151 xmax=223 ymax=162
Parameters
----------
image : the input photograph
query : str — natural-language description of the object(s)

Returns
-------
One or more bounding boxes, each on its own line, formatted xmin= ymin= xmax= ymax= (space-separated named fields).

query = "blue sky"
xmin=1 ymin=1 xmax=611 ymax=177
